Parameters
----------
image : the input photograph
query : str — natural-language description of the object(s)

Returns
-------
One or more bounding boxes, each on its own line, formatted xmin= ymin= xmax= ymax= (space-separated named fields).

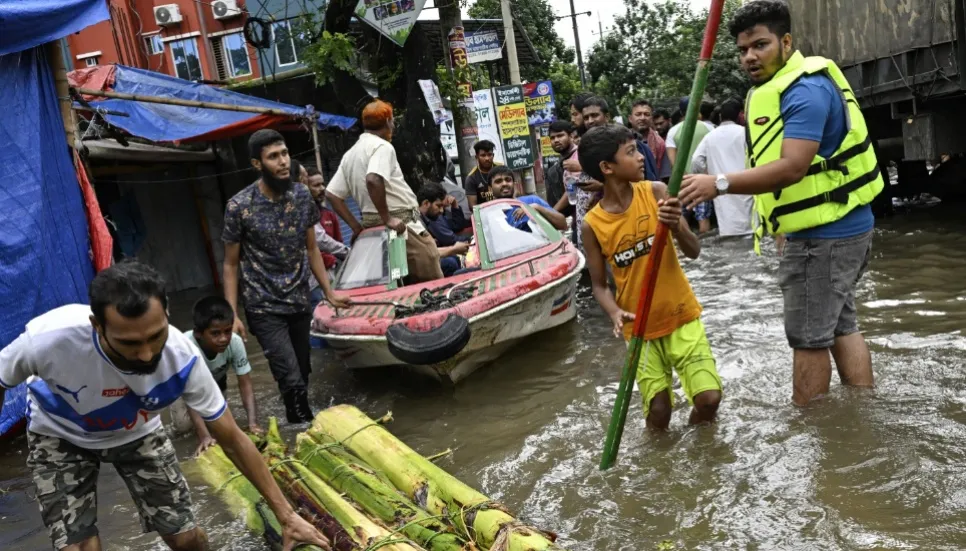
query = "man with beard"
xmin=679 ymin=0 xmax=883 ymax=406
xmin=628 ymin=99 xmax=671 ymax=182
xmin=0 ymin=261 xmax=330 ymax=551
xmin=326 ymin=100 xmax=444 ymax=283
xmin=417 ymin=183 xmax=471 ymax=276
xmin=222 ymin=129 xmax=349 ymax=424
xmin=653 ymin=109 xmax=672 ymax=139
xmin=489 ymin=166 xmax=567 ymax=231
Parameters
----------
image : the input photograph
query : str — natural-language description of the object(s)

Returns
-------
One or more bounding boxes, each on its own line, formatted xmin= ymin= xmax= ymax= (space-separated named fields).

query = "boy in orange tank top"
xmin=580 ymin=125 xmax=722 ymax=430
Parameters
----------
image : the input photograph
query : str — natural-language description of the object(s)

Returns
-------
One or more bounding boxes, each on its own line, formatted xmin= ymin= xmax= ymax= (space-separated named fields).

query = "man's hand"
xmin=511 ymin=207 xmax=529 ymax=222
xmin=563 ymin=158 xmax=581 ymax=172
xmin=232 ymin=318 xmax=248 ymax=342
xmin=194 ymin=435 xmax=216 ymax=457
xmin=576 ymin=179 xmax=604 ymax=193
xmin=658 ymin=197 xmax=684 ymax=232
xmin=775 ymin=234 xmax=787 ymax=256
xmin=679 ymin=174 xmax=717 ymax=209
xmin=246 ymin=423 xmax=264 ymax=436
xmin=385 ymin=217 xmax=407 ymax=235
xmin=280 ymin=511 xmax=331 ymax=551
xmin=444 ymin=195 xmax=457 ymax=208
xmin=610 ymin=309 xmax=635 ymax=338
xmin=452 ymin=241 xmax=470 ymax=255
xmin=326 ymin=292 xmax=351 ymax=309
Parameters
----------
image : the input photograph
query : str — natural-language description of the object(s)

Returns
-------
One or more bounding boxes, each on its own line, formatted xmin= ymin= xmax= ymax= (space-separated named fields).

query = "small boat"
xmin=312 ymin=198 xmax=585 ymax=383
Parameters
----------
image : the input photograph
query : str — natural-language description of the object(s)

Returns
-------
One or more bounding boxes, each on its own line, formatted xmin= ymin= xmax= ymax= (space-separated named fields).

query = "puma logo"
xmin=56 ymin=384 xmax=88 ymax=403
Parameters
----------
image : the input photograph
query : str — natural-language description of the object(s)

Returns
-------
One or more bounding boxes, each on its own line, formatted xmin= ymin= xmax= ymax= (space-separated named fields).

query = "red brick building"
xmin=66 ymin=0 xmax=263 ymax=82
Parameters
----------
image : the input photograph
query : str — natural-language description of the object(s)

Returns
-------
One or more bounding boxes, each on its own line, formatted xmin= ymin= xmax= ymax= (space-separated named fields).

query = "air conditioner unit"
xmin=212 ymin=0 xmax=242 ymax=20
xmin=154 ymin=4 xmax=183 ymax=26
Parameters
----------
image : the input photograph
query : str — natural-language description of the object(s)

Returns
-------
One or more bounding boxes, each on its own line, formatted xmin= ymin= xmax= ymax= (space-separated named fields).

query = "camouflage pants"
xmin=26 ymin=428 xmax=195 ymax=550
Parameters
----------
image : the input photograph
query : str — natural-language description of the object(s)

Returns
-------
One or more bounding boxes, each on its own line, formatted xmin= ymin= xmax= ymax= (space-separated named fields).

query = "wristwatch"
xmin=715 ymin=174 xmax=730 ymax=196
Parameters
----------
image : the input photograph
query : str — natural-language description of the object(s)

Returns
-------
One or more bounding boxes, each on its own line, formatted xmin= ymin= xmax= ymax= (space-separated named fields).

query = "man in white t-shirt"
xmin=326 ymin=99 xmax=443 ymax=283
xmin=0 ymin=261 xmax=329 ymax=551
xmin=666 ymin=97 xmax=717 ymax=233
xmin=691 ymin=98 xmax=757 ymax=237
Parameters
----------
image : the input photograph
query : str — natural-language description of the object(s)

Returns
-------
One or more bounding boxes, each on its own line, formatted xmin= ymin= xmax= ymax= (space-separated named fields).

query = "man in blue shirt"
xmin=418 ymin=183 xmax=470 ymax=276
xmin=679 ymin=0 xmax=877 ymax=407
xmin=487 ymin=166 xmax=568 ymax=232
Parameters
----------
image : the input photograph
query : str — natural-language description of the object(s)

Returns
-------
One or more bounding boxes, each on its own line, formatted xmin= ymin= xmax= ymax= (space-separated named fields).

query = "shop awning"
xmin=68 ymin=64 xmax=357 ymax=143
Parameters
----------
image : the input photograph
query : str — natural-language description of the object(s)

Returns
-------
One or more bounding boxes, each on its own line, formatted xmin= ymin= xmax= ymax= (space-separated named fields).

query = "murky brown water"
xmin=3 ymin=202 xmax=966 ymax=550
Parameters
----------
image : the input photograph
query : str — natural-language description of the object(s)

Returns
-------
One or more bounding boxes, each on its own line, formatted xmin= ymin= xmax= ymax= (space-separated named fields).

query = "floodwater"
xmin=3 ymin=202 xmax=966 ymax=550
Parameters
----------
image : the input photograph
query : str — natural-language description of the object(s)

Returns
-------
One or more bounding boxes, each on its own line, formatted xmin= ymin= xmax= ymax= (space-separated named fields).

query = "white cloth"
xmin=0 ymin=305 xmax=226 ymax=449
xmin=327 ymin=133 xmax=419 ymax=215
xmin=665 ymin=120 xmax=716 ymax=149
xmin=690 ymin=121 xmax=757 ymax=237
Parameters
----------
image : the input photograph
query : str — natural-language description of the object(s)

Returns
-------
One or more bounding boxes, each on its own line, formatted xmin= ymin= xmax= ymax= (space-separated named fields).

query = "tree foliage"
xmin=586 ymin=0 xmax=748 ymax=116
xmin=468 ymin=0 xmax=580 ymax=118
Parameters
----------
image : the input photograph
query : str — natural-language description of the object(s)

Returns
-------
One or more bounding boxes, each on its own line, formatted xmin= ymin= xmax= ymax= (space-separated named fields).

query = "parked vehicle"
xmin=791 ymin=0 xmax=966 ymax=202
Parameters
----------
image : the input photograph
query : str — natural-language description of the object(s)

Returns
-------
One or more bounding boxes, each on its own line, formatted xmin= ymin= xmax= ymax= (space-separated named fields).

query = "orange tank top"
xmin=583 ymin=182 xmax=702 ymax=341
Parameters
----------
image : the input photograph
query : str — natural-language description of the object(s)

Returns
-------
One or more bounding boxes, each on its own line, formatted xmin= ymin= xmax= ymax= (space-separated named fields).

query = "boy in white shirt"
xmin=185 ymin=296 xmax=261 ymax=456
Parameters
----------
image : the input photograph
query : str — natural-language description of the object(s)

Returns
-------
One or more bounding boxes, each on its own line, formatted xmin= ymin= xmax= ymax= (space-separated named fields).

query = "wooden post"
xmin=73 ymin=87 xmax=300 ymax=116
xmin=312 ymin=123 xmax=323 ymax=172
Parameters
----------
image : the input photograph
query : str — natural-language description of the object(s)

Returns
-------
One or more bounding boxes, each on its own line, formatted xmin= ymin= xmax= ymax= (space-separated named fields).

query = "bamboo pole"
xmin=309 ymin=406 xmax=565 ymax=551
xmin=72 ymin=87 xmax=304 ymax=117
xmin=312 ymin=123 xmax=324 ymax=172
xmin=599 ymin=0 xmax=727 ymax=471
xmin=296 ymin=433 xmax=477 ymax=551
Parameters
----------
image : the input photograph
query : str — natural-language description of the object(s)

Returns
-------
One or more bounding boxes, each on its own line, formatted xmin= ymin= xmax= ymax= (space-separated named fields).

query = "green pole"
xmin=600 ymin=0 xmax=728 ymax=470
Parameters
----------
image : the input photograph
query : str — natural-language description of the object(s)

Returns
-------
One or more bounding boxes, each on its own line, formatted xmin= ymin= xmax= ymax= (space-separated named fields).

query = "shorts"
xmin=634 ymin=318 xmax=722 ymax=417
xmin=693 ymin=200 xmax=714 ymax=222
xmin=779 ymin=230 xmax=873 ymax=349
xmin=26 ymin=428 xmax=195 ymax=549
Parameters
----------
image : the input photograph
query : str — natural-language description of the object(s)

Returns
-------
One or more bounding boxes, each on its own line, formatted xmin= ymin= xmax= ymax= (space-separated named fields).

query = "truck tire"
xmin=386 ymin=313 xmax=471 ymax=365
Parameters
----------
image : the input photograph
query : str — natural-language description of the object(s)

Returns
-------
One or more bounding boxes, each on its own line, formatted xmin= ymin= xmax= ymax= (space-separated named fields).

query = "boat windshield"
xmin=479 ymin=202 xmax=553 ymax=262
xmin=334 ymin=231 xmax=389 ymax=290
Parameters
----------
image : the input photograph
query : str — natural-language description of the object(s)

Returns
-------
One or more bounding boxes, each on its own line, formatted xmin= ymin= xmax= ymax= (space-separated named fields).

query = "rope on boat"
xmin=394 ymin=287 xmax=476 ymax=319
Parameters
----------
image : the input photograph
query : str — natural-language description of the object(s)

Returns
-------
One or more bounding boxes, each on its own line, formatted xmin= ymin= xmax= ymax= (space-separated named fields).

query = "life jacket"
xmin=745 ymin=51 xmax=883 ymax=252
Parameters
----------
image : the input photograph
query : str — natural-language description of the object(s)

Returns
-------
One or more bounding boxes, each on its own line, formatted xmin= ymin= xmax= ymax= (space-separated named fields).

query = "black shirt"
xmin=464 ymin=165 xmax=496 ymax=204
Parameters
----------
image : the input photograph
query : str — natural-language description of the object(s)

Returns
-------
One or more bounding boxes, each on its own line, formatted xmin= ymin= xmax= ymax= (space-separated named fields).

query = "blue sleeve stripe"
xmin=203 ymin=401 xmax=228 ymax=422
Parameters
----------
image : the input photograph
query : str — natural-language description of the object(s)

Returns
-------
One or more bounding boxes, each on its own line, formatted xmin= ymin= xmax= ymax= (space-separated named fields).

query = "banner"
xmin=465 ymin=31 xmax=502 ymax=64
xmin=439 ymin=112 xmax=457 ymax=158
xmin=419 ymin=80 xmax=450 ymax=125
xmin=522 ymin=80 xmax=556 ymax=126
xmin=472 ymin=89 xmax=505 ymax=164
xmin=355 ymin=0 xmax=425 ymax=46
xmin=494 ymin=85 xmax=534 ymax=170
xmin=538 ymin=125 xmax=559 ymax=171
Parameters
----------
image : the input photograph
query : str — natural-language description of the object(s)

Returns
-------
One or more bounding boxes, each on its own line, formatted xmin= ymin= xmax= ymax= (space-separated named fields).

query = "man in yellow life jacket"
xmin=679 ymin=0 xmax=883 ymax=407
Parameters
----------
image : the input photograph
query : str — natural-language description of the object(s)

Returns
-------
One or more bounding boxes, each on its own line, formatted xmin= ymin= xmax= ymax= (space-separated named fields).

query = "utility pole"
xmin=555 ymin=4 xmax=591 ymax=88
xmin=501 ymin=0 xmax=521 ymax=84
xmin=570 ymin=0 xmax=586 ymax=88
xmin=439 ymin=0 xmax=477 ymax=182
xmin=598 ymin=11 xmax=604 ymax=38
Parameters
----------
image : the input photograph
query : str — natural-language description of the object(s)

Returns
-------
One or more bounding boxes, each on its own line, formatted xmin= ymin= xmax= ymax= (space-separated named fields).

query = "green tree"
xmin=468 ymin=0 xmax=582 ymax=118
xmin=587 ymin=0 xmax=747 ymax=115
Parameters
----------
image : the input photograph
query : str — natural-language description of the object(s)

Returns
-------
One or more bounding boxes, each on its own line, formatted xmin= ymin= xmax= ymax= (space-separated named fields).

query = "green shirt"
xmin=185 ymin=331 xmax=251 ymax=381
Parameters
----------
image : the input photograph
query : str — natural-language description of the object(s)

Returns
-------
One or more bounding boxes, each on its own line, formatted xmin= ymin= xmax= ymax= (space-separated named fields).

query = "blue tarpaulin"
xmin=1 ymin=1 xmax=107 ymax=438
xmin=0 ymin=0 xmax=109 ymax=56
xmin=74 ymin=64 xmax=357 ymax=142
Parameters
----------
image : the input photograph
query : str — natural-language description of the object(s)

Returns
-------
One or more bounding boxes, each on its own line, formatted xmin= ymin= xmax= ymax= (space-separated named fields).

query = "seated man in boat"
xmin=325 ymin=99 xmax=443 ymax=283
xmin=579 ymin=124 xmax=722 ymax=431
xmin=488 ymin=166 xmax=568 ymax=231
xmin=417 ymin=182 xmax=471 ymax=276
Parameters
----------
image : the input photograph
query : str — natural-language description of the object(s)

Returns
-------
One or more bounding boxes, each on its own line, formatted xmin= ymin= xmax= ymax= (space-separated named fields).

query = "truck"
xmin=791 ymin=0 xmax=966 ymax=203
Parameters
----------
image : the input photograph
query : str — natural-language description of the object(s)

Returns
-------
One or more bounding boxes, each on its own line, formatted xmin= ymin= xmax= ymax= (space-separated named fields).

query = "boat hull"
xmin=318 ymin=272 xmax=580 ymax=383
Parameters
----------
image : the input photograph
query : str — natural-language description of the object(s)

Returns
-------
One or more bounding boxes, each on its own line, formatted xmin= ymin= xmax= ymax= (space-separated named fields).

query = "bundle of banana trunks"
xmin=195 ymin=405 xmax=567 ymax=551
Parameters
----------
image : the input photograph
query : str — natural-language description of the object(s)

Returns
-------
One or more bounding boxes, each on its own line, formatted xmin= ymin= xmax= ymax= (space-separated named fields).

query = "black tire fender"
xmin=385 ymin=313 xmax=471 ymax=365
